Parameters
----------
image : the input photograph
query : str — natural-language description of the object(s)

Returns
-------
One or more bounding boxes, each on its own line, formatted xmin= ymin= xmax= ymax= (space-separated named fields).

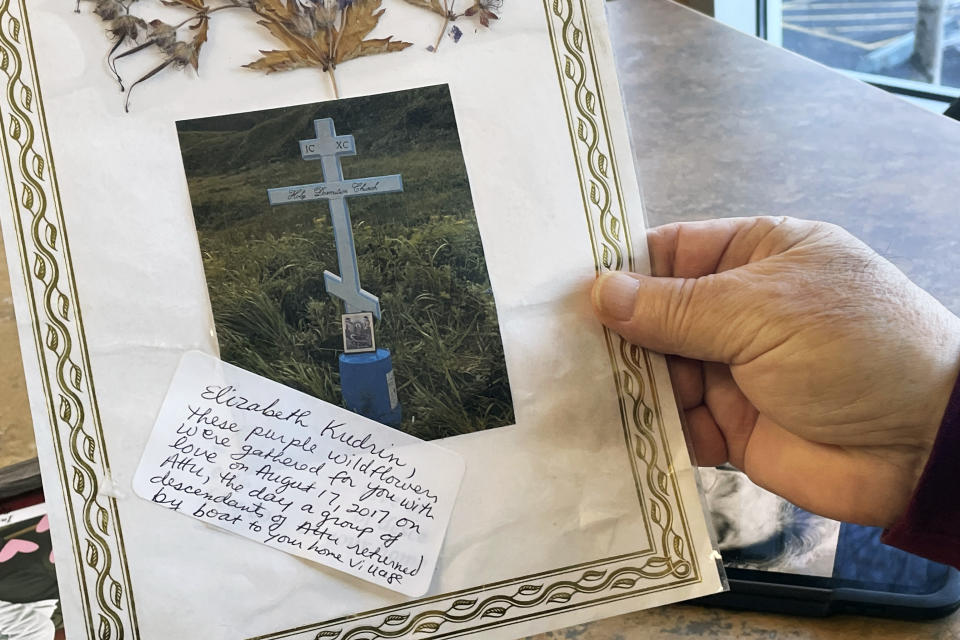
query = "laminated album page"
xmin=0 ymin=0 xmax=725 ymax=638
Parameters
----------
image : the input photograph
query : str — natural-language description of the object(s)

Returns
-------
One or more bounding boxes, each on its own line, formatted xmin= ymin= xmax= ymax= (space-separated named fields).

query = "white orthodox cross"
xmin=267 ymin=118 xmax=403 ymax=319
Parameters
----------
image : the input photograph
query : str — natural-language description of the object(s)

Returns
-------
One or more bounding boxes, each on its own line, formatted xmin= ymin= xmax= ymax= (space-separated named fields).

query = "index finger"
xmin=647 ymin=216 xmax=814 ymax=278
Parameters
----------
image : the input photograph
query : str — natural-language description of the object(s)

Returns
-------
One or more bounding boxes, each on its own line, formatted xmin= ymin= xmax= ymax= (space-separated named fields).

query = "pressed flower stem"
xmin=331 ymin=9 xmax=347 ymax=64
xmin=172 ymin=3 xmax=242 ymax=30
xmin=432 ymin=15 xmax=450 ymax=52
xmin=433 ymin=0 xmax=454 ymax=52
xmin=125 ymin=58 xmax=174 ymax=112
xmin=112 ymin=38 xmax=156 ymax=64
xmin=107 ymin=37 xmax=129 ymax=90
xmin=328 ymin=67 xmax=340 ymax=99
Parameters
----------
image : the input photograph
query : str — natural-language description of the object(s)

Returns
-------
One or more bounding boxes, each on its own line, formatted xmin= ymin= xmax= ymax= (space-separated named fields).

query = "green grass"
xmin=180 ymin=86 xmax=514 ymax=440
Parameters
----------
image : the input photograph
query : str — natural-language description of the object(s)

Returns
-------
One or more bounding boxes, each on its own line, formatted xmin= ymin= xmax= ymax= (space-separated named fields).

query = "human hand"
xmin=591 ymin=217 xmax=960 ymax=527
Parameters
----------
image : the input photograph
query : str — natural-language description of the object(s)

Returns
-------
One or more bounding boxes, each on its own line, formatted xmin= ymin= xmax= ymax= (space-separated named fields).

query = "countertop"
xmin=531 ymin=0 xmax=960 ymax=637
xmin=610 ymin=0 xmax=960 ymax=315
xmin=0 ymin=230 xmax=35 ymax=468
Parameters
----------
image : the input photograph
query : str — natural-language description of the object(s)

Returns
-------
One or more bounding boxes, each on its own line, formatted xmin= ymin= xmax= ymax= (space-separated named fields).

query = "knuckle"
xmin=658 ymin=277 xmax=701 ymax=350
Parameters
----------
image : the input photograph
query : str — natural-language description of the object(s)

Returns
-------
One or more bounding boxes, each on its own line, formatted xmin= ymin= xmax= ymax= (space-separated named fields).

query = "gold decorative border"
xmin=0 ymin=0 xmax=139 ymax=638
xmin=0 ymin=0 xmax=701 ymax=638
xmin=544 ymin=0 xmax=700 ymax=591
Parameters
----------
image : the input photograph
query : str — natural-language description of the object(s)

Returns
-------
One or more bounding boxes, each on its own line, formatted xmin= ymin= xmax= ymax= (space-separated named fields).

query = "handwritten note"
xmin=133 ymin=351 xmax=464 ymax=597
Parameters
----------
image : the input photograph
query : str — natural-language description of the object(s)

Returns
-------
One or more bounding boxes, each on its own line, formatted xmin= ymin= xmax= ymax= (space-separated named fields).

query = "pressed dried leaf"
xmin=342 ymin=36 xmax=412 ymax=63
xmin=333 ymin=0 xmax=413 ymax=64
xmin=401 ymin=0 xmax=447 ymax=17
xmin=253 ymin=0 xmax=287 ymax=16
xmin=244 ymin=49 xmax=314 ymax=73
xmin=186 ymin=16 xmax=209 ymax=70
xmin=333 ymin=0 xmax=387 ymax=64
xmin=88 ymin=0 xmax=417 ymax=109
xmin=160 ymin=0 xmax=206 ymax=9
xmin=463 ymin=2 xmax=501 ymax=28
xmin=407 ymin=0 xmax=503 ymax=53
xmin=247 ymin=0 xmax=412 ymax=94
xmin=257 ymin=18 xmax=330 ymax=61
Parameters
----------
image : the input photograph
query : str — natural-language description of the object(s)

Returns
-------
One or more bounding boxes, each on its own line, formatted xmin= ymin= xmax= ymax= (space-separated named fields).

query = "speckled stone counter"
xmin=609 ymin=0 xmax=960 ymax=315
xmin=526 ymin=605 xmax=960 ymax=639
xmin=527 ymin=0 xmax=960 ymax=638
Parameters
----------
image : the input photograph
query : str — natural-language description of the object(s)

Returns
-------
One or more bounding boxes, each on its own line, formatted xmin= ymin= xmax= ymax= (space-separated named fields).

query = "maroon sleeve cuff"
xmin=881 ymin=372 xmax=960 ymax=569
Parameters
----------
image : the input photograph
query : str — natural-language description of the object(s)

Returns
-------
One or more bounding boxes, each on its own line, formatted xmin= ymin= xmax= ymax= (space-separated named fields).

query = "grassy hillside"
xmin=178 ymin=85 xmax=514 ymax=440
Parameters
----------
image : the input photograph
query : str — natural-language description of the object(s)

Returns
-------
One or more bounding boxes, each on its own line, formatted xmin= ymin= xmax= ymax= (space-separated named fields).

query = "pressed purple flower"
xmin=108 ymin=15 xmax=147 ymax=41
xmin=93 ymin=0 xmax=125 ymax=21
xmin=463 ymin=0 xmax=501 ymax=27
xmin=450 ymin=24 xmax=463 ymax=42
xmin=148 ymin=20 xmax=178 ymax=53
xmin=287 ymin=0 xmax=319 ymax=37
xmin=309 ymin=0 xmax=338 ymax=28
xmin=169 ymin=40 xmax=196 ymax=69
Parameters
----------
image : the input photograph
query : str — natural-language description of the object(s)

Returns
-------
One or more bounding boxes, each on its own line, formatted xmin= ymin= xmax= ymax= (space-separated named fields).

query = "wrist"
xmin=879 ymin=311 xmax=960 ymax=526
xmin=882 ymin=366 xmax=960 ymax=567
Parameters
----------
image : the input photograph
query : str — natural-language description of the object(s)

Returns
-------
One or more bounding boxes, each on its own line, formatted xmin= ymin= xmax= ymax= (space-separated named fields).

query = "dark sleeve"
xmin=881 ymin=372 xmax=960 ymax=569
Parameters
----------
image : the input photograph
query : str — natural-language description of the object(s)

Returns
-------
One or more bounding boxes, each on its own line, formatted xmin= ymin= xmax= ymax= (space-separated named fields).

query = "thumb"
xmin=591 ymin=271 xmax=755 ymax=363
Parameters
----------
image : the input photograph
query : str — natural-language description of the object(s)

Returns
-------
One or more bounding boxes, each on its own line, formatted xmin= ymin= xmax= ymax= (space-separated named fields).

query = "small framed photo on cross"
xmin=342 ymin=312 xmax=376 ymax=354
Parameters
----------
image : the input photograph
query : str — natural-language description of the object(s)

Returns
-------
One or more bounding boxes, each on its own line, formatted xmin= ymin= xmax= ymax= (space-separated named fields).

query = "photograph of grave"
xmin=177 ymin=85 xmax=515 ymax=440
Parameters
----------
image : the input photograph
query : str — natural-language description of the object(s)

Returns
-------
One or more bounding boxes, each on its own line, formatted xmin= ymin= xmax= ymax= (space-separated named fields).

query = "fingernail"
xmin=594 ymin=272 xmax=640 ymax=321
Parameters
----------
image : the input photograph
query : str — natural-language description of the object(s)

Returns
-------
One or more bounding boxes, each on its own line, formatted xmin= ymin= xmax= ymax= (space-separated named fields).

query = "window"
xmin=714 ymin=0 xmax=960 ymax=107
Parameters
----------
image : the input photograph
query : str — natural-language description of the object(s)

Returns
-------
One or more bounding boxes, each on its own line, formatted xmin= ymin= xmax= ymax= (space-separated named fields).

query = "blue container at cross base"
xmin=339 ymin=348 xmax=402 ymax=427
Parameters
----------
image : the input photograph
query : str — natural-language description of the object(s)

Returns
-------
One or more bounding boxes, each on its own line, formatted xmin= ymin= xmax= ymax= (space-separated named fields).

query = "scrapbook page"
xmin=0 ymin=0 xmax=725 ymax=638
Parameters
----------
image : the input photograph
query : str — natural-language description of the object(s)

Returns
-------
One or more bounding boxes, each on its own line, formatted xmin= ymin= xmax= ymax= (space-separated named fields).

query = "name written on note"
xmin=133 ymin=351 xmax=464 ymax=597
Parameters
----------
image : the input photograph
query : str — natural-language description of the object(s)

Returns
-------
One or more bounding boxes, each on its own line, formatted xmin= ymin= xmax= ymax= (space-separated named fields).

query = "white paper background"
xmin=0 ymin=1 xmax=724 ymax=638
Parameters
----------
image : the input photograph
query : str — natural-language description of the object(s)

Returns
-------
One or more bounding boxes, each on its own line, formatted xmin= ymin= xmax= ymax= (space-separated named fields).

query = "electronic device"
xmin=696 ymin=465 xmax=960 ymax=619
